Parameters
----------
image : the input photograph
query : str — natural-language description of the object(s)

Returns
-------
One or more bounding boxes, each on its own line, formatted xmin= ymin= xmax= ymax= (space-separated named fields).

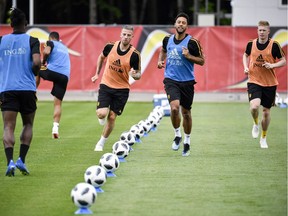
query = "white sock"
xmin=98 ymin=118 xmax=106 ymax=125
xmin=97 ymin=136 xmax=107 ymax=146
xmin=174 ymin=127 xmax=181 ymax=137
xmin=53 ymin=122 xmax=59 ymax=127
xmin=184 ymin=133 xmax=190 ymax=144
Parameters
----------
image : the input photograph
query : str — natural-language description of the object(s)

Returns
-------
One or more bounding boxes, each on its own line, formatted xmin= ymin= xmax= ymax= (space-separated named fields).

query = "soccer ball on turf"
xmin=99 ymin=153 xmax=120 ymax=173
xmin=71 ymin=182 xmax=97 ymax=208
xmin=130 ymin=124 xmax=144 ymax=139
xmin=148 ymin=112 xmax=160 ymax=128
xmin=112 ymin=141 xmax=130 ymax=159
xmin=153 ymin=105 xmax=165 ymax=118
xmin=84 ymin=165 xmax=107 ymax=188
xmin=138 ymin=120 xmax=152 ymax=134
xmin=120 ymin=131 xmax=136 ymax=146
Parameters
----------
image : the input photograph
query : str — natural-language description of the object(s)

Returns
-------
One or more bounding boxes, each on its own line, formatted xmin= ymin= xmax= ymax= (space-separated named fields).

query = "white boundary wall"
xmin=231 ymin=0 xmax=288 ymax=27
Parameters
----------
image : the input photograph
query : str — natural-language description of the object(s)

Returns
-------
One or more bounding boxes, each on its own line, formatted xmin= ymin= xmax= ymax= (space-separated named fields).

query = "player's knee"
xmin=182 ymin=112 xmax=191 ymax=120
xmin=250 ymin=104 xmax=259 ymax=112
xmin=96 ymin=109 xmax=107 ymax=119
xmin=170 ymin=108 xmax=179 ymax=116
xmin=262 ymin=108 xmax=270 ymax=118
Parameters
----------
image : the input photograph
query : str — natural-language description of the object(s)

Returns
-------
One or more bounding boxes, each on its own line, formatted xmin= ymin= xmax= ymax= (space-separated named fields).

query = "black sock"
xmin=19 ymin=144 xmax=30 ymax=163
xmin=5 ymin=147 xmax=13 ymax=165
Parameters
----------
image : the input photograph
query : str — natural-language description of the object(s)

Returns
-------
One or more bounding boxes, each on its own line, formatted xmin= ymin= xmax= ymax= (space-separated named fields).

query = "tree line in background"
xmin=0 ymin=0 xmax=231 ymax=25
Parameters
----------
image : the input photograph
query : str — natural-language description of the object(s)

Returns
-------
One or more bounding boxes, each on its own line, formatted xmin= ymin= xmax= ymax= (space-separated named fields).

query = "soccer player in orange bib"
xmin=91 ymin=25 xmax=141 ymax=151
xmin=243 ymin=20 xmax=286 ymax=148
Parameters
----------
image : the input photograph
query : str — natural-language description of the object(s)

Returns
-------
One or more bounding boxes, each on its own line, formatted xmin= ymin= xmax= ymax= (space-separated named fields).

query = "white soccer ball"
xmin=71 ymin=182 xmax=97 ymax=208
xmin=120 ymin=131 xmax=136 ymax=146
xmin=99 ymin=153 xmax=120 ymax=173
xmin=138 ymin=119 xmax=152 ymax=134
xmin=84 ymin=165 xmax=107 ymax=188
xmin=130 ymin=124 xmax=144 ymax=139
xmin=153 ymin=105 xmax=164 ymax=118
xmin=148 ymin=112 xmax=160 ymax=128
xmin=112 ymin=141 xmax=130 ymax=159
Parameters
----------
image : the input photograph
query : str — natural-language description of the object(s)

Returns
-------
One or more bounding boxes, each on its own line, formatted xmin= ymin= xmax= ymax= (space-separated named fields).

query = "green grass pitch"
xmin=0 ymin=101 xmax=286 ymax=216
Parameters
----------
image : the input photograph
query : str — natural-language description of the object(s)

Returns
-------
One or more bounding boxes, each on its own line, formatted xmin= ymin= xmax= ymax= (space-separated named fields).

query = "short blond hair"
xmin=123 ymin=25 xmax=134 ymax=31
xmin=258 ymin=21 xmax=270 ymax=27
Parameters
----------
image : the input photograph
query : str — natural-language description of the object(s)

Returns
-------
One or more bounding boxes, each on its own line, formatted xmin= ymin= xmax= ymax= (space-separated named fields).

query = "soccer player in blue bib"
xmin=157 ymin=12 xmax=205 ymax=156
xmin=37 ymin=32 xmax=71 ymax=139
xmin=0 ymin=8 xmax=41 ymax=176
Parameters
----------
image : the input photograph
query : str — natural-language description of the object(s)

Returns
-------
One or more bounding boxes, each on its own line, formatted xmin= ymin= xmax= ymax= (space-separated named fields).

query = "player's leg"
xmin=17 ymin=111 xmax=36 ymax=175
xmin=259 ymin=86 xmax=276 ymax=148
xmin=50 ymin=73 xmax=68 ymax=138
xmin=94 ymin=113 xmax=114 ymax=151
xmin=95 ymin=84 xmax=111 ymax=126
xmin=94 ymin=85 xmax=114 ymax=151
xmin=94 ymin=88 xmax=129 ymax=151
xmin=170 ymin=100 xmax=181 ymax=130
xmin=16 ymin=91 xmax=37 ymax=174
xmin=102 ymin=110 xmax=117 ymax=139
xmin=96 ymin=107 xmax=109 ymax=125
xmin=261 ymin=108 xmax=271 ymax=133
xmin=2 ymin=111 xmax=17 ymax=176
xmin=179 ymin=81 xmax=195 ymax=156
xmin=1 ymin=92 xmax=19 ymax=176
xmin=164 ymin=78 xmax=182 ymax=150
xmin=52 ymin=97 xmax=62 ymax=138
xmin=247 ymin=83 xmax=262 ymax=138
xmin=181 ymin=107 xmax=192 ymax=156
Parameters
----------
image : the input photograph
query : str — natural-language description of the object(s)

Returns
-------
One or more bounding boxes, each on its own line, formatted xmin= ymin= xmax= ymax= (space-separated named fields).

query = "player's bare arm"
xmin=91 ymin=53 xmax=106 ymax=83
xmin=243 ymin=53 xmax=250 ymax=74
xmin=32 ymin=53 xmax=41 ymax=76
xmin=42 ymin=45 xmax=51 ymax=65
xmin=182 ymin=46 xmax=205 ymax=66
xmin=157 ymin=48 xmax=167 ymax=69
xmin=262 ymin=57 xmax=286 ymax=69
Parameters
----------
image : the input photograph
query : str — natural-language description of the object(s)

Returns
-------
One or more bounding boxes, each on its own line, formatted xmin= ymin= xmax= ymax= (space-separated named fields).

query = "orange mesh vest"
xmin=101 ymin=41 xmax=135 ymax=89
xmin=248 ymin=39 xmax=278 ymax=86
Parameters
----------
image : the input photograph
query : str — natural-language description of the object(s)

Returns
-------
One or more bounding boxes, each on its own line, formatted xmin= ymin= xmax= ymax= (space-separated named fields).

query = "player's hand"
xmin=91 ymin=74 xmax=98 ymax=83
xmin=262 ymin=62 xmax=273 ymax=69
xmin=157 ymin=61 xmax=165 ymax=69
xmin=182 ymin=46 xmax=189 ymax=57
xmin=129 ymin=68 xmax=141 ymax=80
xmin=244 ymin=68 xmax=249 ymax=74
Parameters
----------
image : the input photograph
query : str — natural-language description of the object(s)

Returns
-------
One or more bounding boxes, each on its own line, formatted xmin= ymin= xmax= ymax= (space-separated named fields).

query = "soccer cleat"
xmin=52 ymin=126 xmax=59 ymax=139
xmin=252 ymin=124 xmax=259 ymax=138
xmin=5 ymin=160 xmax=16 ymax=177
xmin=260 ymin=137 xmax=268 ymax=149
xmin=172 ymin=136 xmax=182 ymax=151
xmin=182 ymin=143 xmax=190 ymax=157
xmin=16 ymin=157 xmax=30 ymax=175
xmin=94 ymin=143 xmax=104 ymax=151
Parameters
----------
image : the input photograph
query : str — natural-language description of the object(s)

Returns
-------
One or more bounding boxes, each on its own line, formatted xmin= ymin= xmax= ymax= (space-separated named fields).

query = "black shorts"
xmin=97 ymin=84 xmax=129 ymax=116
xmin=0 ymin=91 xmax=37 ymax=114
xmin=163 ymin=78 xmax=196 ymax=110
xmin=39 ymin=69 xmax=68 ymax=101
xmin=247 ymin=83 xmax=277 ymax=109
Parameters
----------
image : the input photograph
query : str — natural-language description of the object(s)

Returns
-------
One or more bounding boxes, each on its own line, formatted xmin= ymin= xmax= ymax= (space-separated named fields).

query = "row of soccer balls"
xmin=70 ymin=106 xmax=165 ymax=210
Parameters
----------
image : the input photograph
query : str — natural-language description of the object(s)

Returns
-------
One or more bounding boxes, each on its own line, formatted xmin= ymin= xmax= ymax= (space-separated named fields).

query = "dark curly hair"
xmin=49 ymin=32 xmax=60 ymax=41
xmin=10 ymin=7 xmax=27 ymax=28
xmin=175 ymin=12 xmax=190 ymax=24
